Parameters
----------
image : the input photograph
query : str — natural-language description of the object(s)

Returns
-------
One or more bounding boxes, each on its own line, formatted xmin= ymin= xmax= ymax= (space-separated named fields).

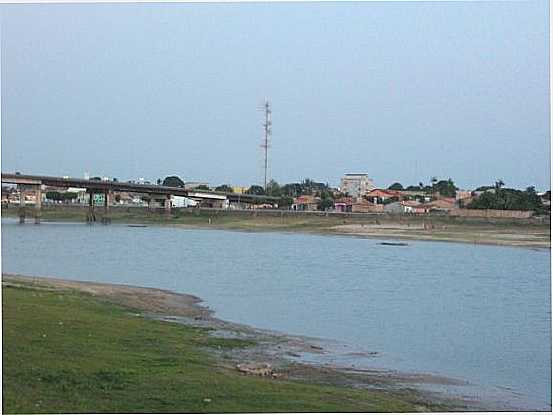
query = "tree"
xmin=162 ymin=176 xmax=185 ymax=188
xmin=281 ymin=183 xmax=302 ymax=197
xmin=434 ymin=178 xmax=457 ymax=198
xmin=266 ymin=180 xmax=281 ymax=197
xmin=278 ymin=196 xmax=294 ymax=209
xmin=467 ymin=185 xmax=544 ymax=212
xmin=388 ymin=182 xmax=404 ymax=191
xmin=195 ymin=185 xmax=210 ymax=191
xmin=215 ymin=184 xmax=233 ymax=193
xmin=246 ymin=185 xmax=265 ymax=195
xmin=317 ymin=197 xmax=334 ymax=211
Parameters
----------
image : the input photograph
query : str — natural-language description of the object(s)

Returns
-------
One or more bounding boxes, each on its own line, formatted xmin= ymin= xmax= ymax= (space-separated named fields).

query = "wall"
xmin=449 ymin=209 xmax=534 ymax=219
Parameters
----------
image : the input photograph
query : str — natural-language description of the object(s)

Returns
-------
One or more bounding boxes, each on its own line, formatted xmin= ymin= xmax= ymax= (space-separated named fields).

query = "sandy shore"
xmin=2 ymin=272 xmax=525 ymax=411
xmin=328 ymin=223 xmax=551 ymax=248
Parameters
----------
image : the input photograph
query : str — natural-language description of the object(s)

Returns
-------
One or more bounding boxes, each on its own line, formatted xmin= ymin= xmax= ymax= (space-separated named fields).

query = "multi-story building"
xmin=340 ymin=174 xmax=375 ymax=198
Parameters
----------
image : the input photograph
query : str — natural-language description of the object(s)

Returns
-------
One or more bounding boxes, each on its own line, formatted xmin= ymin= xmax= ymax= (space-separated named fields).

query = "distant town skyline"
xmin=2 ymin=2 xmax=550 ymax=190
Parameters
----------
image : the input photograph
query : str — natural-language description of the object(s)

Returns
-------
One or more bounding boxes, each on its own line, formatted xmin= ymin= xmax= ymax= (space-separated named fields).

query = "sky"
xmin=1 ymin=1 xmax=550 ymax=190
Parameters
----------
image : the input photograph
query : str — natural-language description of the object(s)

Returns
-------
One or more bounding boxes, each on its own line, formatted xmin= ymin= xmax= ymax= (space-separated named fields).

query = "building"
xmin=366 ymin=189 xmax=402 ymax=203
xmin=401 ymin=200 xmax=429 ymax=214
xmin=424 ymin=198 xmax=456 ymax=212
xmin=291 ymin=195 xmax=320 ymax=211
xmin=351 ymin=199 xmax=384 ymax=213
xmin=232 ymin=186 xmax=248 ymax=194
xmin=334 ymin=197 xmax=354 ymax=212
xmin=171 ymin=195 xmax=198 ymax=208
xmin=340 ymin=174 xmax=375 ymax=198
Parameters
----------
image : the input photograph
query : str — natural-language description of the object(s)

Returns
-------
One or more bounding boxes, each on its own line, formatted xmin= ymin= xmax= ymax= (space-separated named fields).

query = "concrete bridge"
xmin=1 ymin=173 xmax=279 ymax=224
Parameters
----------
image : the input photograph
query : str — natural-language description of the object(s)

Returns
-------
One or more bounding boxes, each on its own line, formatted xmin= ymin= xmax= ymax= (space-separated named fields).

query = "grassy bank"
xmin=3 ymin=205 xmax=550 ymax=247
xmin=3 ymin=278 xmax=441 ymax=413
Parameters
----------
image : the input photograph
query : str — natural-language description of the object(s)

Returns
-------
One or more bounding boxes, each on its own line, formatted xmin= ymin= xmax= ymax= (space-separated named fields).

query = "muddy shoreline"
xmin=2 ymin=208 xmax=550 ymax=249
xmin=2 ymin=273 xmax=526 ymax=411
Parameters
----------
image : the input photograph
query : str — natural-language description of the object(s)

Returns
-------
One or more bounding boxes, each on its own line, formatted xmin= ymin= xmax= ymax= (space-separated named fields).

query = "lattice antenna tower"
xmin=260 ymin=99 xmax=272 ymax=191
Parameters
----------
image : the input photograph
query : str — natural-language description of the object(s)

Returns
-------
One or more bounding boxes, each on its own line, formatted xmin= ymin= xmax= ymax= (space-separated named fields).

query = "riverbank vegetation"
xmin=3 ymin=280 xmax=435 ymax=413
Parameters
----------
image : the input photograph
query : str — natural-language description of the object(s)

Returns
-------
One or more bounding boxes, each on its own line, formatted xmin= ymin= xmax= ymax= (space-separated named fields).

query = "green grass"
xmin=3 ymin=284 xmax=428 ymax=413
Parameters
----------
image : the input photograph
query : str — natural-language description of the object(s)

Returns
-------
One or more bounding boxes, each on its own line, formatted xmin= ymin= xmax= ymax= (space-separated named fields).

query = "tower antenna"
xmin=260 ymin=99 xmax=272 ymax=191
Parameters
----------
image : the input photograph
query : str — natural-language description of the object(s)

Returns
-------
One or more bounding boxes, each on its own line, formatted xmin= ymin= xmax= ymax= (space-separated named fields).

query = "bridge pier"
xmin=101 ymin=190 xmax=111 ymax=224
xmin=17 ymin=185 xmax=25 ymax=224
xmin=33 ymin=186 xmax=42 ymax=224
xmin=87 ymin=189 xmax=96 ymax=223
xmin=164 ymin=195 xmax=171 ymax=216
xmin=148 ymin=195 xmax=156 ymax=211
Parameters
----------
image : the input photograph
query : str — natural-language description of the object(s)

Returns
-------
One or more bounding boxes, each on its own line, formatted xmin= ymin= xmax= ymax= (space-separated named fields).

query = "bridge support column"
xmin=164 ymin=195 xmax=171 ymax=216
xmin=87 ymin=189 xmax=96 ymax=223
xmin=33 ymin=185 xmax=42 ymax=224
xmin=17 ymin=185 xmax=25 ymax=224
xmin=101 ymin=190 xmax=111 ymax=224
xmin=148 ymin=195 xmax=156 ymax=211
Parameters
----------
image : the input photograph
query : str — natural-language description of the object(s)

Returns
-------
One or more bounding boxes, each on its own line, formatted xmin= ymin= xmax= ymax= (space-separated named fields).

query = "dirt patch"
xmin=330 ymin=224 xmax=551 ymax=248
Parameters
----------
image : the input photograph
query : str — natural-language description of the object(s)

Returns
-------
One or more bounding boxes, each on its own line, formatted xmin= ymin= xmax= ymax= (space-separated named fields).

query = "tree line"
xmin=158 ymin=175 xmax=549 ymax=213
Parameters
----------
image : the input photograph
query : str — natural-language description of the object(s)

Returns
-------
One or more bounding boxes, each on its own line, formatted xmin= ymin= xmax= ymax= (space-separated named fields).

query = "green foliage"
xmin=265 ymin=180 xmax=281 ymax=197
xmin=3 ymin=285 xmax=425 ymax=414
xmin=281 ymin=183 xmax=302 ymax=197
xmin=246 ymin=185 xmax=265 ymax=195
xmin=468 ymin=185 xmax=544 ymax=212
xmin=280 ymin=179 xmax=329 ymax=197
xmin=194 ymin=185 xmax=210 ymax=191
xmin=162 ymin=176 xmax=185 ymax=188
xmin=278 ymin=196 xmax=294 ymax=208
xmin=388 ymin=182 xmax=404 ymax=191
xmin=215 ymin=185 xmax=233 ymax=193
xmin=433 ymin=178 xmax=457 ymax=198
xmin=317 ymin=198 xmax=334 ymax=211
xmin=404 ymin=178 xmax=456 ymax=197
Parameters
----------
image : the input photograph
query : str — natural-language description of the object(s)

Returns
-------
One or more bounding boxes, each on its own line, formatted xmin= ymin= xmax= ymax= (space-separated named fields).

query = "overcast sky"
xmin=1 ymin=1 xmax=550 ymax=190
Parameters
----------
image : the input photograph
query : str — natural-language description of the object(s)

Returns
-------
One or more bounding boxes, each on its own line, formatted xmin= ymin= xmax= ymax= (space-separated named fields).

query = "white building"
xmin=171 ymin=195 xmax=198 ymax=208
xmin=340 ymin=174 xmax=375 ymax=198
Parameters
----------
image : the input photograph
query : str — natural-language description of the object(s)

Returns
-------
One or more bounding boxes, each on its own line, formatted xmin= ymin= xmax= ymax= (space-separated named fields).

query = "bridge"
xmin=1 ymin=173 xmax=280 ymax=223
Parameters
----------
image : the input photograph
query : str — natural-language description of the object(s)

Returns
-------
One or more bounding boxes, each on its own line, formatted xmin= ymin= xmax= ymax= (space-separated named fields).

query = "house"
xmin=292 ymin=195 xmax=320 ymax=211
xmin=351 ymin=199 xmax=384 ymax=213
xmin=340 ymin=174 xmax=375 ymax=198
xmin=424 ymin=198 xmax=456 ymax=212
xmin=334 ymin=197 xmax=354 ymax=212
xmin=366 ymin=189 xmax=402 ymax=204
xmin=401 ymin=200 xmax=430 ymax=214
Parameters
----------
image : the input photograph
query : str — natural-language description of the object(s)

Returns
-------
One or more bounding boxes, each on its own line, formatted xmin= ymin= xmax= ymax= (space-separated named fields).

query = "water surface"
xmin=2 ymin=219 xmax=550 ymax=410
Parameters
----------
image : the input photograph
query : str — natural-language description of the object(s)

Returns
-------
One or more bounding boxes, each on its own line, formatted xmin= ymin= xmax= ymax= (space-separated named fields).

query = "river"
xmin=2 ymin=218 xmax=550 ymax=410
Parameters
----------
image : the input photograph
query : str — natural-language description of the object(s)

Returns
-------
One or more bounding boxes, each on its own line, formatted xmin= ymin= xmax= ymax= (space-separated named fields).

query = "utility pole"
xmin=261 ymin=99 xmax=272 ymax=192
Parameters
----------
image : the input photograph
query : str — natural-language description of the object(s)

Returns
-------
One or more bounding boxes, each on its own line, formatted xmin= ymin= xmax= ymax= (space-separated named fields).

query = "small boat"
xmin=379 ymin=242 xmax=408 ymax=246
